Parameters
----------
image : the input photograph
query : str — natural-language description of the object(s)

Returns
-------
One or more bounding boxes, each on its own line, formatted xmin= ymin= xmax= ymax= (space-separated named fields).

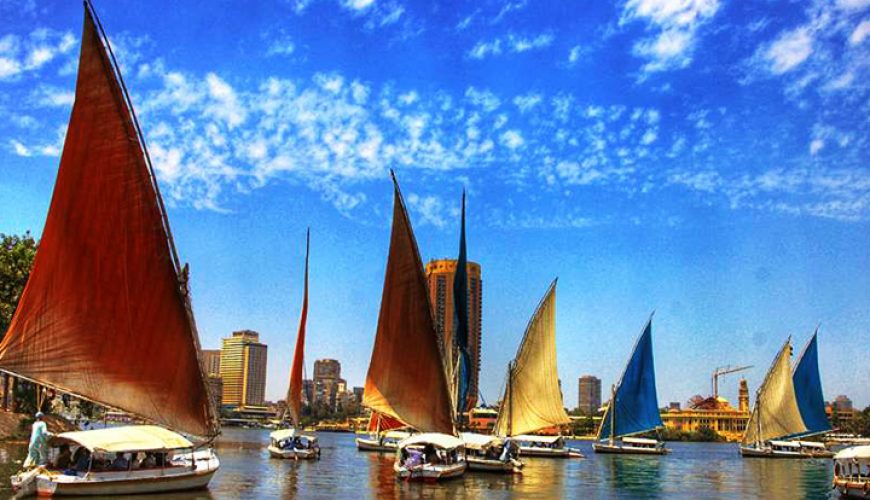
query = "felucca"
xmin=355 ymin=412 xmax=410 ymax=452
xmin=740 ymin=338 xmax=810 ymax=458
xmin=2 ymin=2 xmax=220 ymax=495
xmin=593 ymin=315 xmax=669 ymax=455
xmin=268 ymin=230 xmax=321 ymax=460
xmin=489 ymin=280 xmax=578 ymax=462
xmin=362 ymin=172 xmax=466 ymax=482
xmin=791 ymin=328 xmax=835 ymax=458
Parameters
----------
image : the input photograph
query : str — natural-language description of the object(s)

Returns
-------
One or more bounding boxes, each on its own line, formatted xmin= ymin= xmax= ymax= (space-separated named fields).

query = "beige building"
xmin=578 ymin=375 xmax=602 ymax=415
xmin=219 ymin=330 xmax=268 ymax=408
xmin=202 ymin=349 xmax=221 ymax=377
xmin=660 ymin=379 xmax=751 ymax=442
xmin=425 ymin=259 xmax=482 ymax=410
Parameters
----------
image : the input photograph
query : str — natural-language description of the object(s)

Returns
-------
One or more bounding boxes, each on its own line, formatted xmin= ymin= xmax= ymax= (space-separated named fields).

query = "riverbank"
xmin=0 ymin=410 xmax=76 ymax=442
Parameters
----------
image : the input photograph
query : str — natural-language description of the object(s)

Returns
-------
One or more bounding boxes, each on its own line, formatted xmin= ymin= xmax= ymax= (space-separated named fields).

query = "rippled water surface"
xmin=0 ymin=428 xmax=836 ymax=498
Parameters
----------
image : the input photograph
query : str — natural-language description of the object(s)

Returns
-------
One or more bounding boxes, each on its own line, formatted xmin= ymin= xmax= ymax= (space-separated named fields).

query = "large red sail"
xmin=285 ymin=230 xmax=309 ymax=426
xmin=362 ymin=175 xmax=454 ymax=435
xmin=0 ymin=9 xmax=214 ymax=438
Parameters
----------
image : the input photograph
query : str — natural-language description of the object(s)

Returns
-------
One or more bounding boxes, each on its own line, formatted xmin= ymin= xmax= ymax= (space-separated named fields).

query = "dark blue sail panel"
xmin=598 ymin=319 xmax=663 ymax=439
xmin=453 ymin=191 xmax=471 ymax=413
xmin=792 ymin=332 xmax=831 ymax=435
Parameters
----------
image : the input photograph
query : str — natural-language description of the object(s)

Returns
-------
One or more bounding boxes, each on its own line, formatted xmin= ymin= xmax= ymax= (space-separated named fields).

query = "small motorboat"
xmin=514 ymin=435 xmax=576 ymax=458
xmin=460 ymin=433 xmax=522 ymax=473
xmin=267 ymin=429 xmax=320 ymax=460
xmin=833 ymin=446 xmax=870 ymax=498
xmin=394 ymin=433 xmax=467 ymax=482
xmin=12 ymin=426 xmax=219 ymax=497
xmin=356 ymin=430 xmax=410 ymax=452
xmin=593 ymin=436 xmax=670 ymax=455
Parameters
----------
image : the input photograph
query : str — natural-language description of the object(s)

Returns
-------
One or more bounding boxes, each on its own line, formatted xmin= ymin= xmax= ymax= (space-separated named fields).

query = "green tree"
xmin=1 ymin=232 xmax=38 ymax=336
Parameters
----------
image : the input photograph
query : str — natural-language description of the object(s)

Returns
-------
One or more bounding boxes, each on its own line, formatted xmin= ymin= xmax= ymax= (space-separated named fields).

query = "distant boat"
xmin=740 ymin=338 xmax=810 ymax=458
xmin=790 ymin=328 xmax=835 ymax=458
xmin=362 ymin=172 xmax=466 ymax=482
xmin=268 ymin=230 xmax=320 ymax=460
xmin=1 ymin=2 xmax=219 ymax=495
xmin=593 ymin=315 xmax=669 ymax=455
xmin=355 ymin=412 xmax=410 ymax=452
xmin=488 ymin=280 xmax=578 ymax=463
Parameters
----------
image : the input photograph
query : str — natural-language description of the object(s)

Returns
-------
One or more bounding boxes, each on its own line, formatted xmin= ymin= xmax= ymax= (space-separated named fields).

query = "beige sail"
xmin=742 ymin=338 xmax=807 ymax=445
xmin=494 ymin=280 xmax=570 ymax=437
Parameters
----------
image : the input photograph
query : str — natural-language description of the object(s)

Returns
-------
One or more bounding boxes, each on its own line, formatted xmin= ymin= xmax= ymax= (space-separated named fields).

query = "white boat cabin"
xmin=397 ymin=433 xmax=466 ymax=467
xmin=513 ymin=434 xmax=565 ymax=450
xmin=269 ymin=429 xmax=318 ymax=451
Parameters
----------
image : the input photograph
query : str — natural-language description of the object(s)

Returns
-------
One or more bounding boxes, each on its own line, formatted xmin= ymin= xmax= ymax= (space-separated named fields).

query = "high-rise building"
xmin=314 ymin=359 xmax=341 ymax=380
xmin=202 ymin=349 xmax=221 ymax=377
xmin=833 ymin=395 xmax=853 ymax=411
xmin=425 ymin=259 xmax=482 ymax=410
xmin=578 ymin=375 xmax=602 ymax=415
xmin=312 ymin=359 xmax=345 ymax=410
xmin=220 ymin=330 xmax=268 ymax=408
xmin=353 ymin=386 xmax=365 ymax=403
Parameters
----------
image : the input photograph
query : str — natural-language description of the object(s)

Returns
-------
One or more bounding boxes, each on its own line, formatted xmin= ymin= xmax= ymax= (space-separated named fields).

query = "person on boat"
xmin=24 ymin=412 xmax=50 ymax=467
xmin=499 ymin=438 xmax=515 ymax=462
xmin=403 ymin=448 xmax=423 ymax=468
xmin=138 ymin=452 xmax=156 ymax=469
xmin=53 ymin=444 xmax=72 ymax=470
xmin=110 ymin=452 xmax=129 ymax=470
xmin=72 ymin=447 xmax=90 ymax=472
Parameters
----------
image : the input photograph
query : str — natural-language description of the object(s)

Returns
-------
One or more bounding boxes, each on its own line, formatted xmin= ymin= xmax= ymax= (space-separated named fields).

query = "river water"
xmin=0 ymin=428 xmax=836 ymax=498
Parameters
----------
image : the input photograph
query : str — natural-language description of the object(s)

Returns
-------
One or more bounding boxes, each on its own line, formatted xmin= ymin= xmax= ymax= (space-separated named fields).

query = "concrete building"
xmin=578 ymin=375 xmax=602 ymax=415
xmin=202 ymin=349 xmax=221 ymax=377
xmin=353 ymin=386 xmax=365 ymax=404
xmin=219 ymin=330 xmax=268 ymax=408
xmin=425 ymin=259 xmax=483 ymax=410
xmin=312 ymin=359 xmax=345 ymax=410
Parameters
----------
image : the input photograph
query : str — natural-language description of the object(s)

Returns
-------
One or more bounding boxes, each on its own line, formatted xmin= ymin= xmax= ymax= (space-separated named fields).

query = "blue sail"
xmin=453 ymin=191 xmax=471 ymax=414
xmin=792 ymin=330 xmax=831 ymax=436
xmin=598 ymin=317 xmax=663 ymax=440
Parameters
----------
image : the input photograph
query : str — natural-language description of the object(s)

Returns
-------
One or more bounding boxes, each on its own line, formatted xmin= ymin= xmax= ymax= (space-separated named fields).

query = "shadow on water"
xmin=0 ymin=431 xmax=838 ymax=499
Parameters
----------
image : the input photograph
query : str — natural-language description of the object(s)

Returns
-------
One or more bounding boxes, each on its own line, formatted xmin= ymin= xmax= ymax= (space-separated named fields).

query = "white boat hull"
xmin=355 ymin=437 xmax=397 ymax=453
xmin=394 ymin=461 xmax=466 ymax=482
xmin=267 ymin=445 xmax=319 ymax=460
xmin=593 ymin=443 xmax=669 ymax=455
xmin=15 ymin=452 xmax=219 ymax=497
xmin=740 ymin=445 xmax=816 ymax=459
xmin=466 ymin=457 xmax=521 ymax=473
xmin=518 ymin=446 xmax=571 ymax=458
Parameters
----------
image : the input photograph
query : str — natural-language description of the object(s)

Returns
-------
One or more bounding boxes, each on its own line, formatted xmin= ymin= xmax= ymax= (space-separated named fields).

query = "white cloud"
xmin=10 ymin=139 xmax=30 ymax=157
xmin=622 ymin=0 xmax=720 ymax=73
xmin=513 ymin=93 xmax=542 ymax=113
xmin=204 ymin=73 xmax=246 ymax=128
xmin=0 ymin=56 xmax=20 ymax=79
xmin=837 ymin=0 xmax=870 ymax=10
xmin=567 ymin=45 xmax=585 ymax=65
xmin=810 ymin=139 xmax=825 ymax=155
xmin=850 ymin=19 xmax=870 ymax=45
xmin=468 ymin=32 xmax=554 ymax=59
xmin=764 ymin=27 xmax=813 ymax=74
xmin=500 ymin=129 xmax=524 ymax=149
xmin=342 ymin=0 xmax=374 ymax=11
xmin=267 ymin=37 xmax=296 ymax=56
xmin=406 ymin=193 xmax=447 ymax=227
xmin=510 ymin=33 xmax=554 ymax=53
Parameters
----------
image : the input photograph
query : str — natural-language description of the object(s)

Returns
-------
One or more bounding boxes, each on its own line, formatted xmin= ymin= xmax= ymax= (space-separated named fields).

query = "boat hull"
xmin=740 ymin=446 xmax=810 ymax=459
xmin=593 ymin=443 xmax=669 ymax=455
xmin=355 ymin=438 xmax=397 ymax=453
xmin=466 ymin=457 xmax=520 ymax=473
xmin=517 ymin=446 xmax=571 ymax=458
xmin=834 ymin=479 xmax=870 ymax=498
xmin=394 ymin=461 xmax=466 ymax=482
xmin=267 ymin=445 xmax=319 ymax=460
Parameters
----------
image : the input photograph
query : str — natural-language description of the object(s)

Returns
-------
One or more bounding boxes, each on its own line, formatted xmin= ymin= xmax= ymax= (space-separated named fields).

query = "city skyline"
xmin=1 ymin=1 xmax=869 ymax=409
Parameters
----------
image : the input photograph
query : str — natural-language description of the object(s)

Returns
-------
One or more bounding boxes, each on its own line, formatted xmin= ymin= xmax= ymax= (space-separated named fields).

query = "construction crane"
xmin=712 ymin=365 xmax=752 ymax=399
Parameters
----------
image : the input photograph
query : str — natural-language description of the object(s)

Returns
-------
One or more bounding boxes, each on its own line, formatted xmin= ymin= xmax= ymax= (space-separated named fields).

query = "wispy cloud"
xmin=468 ymin=32 xmax=554 ymax=60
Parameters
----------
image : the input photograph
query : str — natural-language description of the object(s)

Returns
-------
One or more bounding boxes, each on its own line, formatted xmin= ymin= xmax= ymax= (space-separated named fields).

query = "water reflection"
xmin=0 ymin=430 xmax=836 ymax=498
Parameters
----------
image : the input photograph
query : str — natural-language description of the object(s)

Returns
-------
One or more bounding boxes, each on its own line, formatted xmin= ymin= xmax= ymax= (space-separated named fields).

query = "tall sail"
xmin=494 ymin=280 xmax=570 ymax=437
xmin=452 ymin=191 xmax=471 ymax=415
xmin=792 ymin=329 xmax=831 ymax=436
xmin=596 ymin=315 xmax=663 ymax=440
xmin=284 ymin=229 xmax=310 ymax=427
xmin=362 ymin=173 xmax=454 ymax=435
xmin=742 ymin=338 xmax=808 ymax=445
xmin=0 ymin=7 xmax=215 ymax=438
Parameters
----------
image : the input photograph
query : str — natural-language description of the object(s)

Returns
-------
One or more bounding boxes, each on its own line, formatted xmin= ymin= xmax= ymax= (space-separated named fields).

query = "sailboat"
xmin=790 ymin=328 xmax=835 ymax=458
xmin=2 ymin=2 xmax=220 ymax=495
xmin=740 ymin=337 xmax=810 ymax=458
xmin=362 ymin=172 xmax=466 ymax=482
xmin=268 ymin=230 xmax=320 ymax=460
xmin=355 ymin=411 xmax=410 ymax=452
xmin=488 ymin=280 xmax=578 ymax=462
xmin=593 ymin=315 xmax=669 ymax=455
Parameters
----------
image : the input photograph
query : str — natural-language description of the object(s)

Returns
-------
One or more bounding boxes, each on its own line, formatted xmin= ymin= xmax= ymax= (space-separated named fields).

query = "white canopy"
xmin=797 ymin=441 xmax=826 ymax=449
xmin=270 ymin=428 xmax=317 ymax=442
xmin=52 ymin=425 xmax=193 ymax=453
xmin=769 ymin=440 xmax=801 ymax=448
xmin=835 ymin=446 xmax=870 ymax=461
xmin=623 ymin=437 xmax=658 ymax=445
xmin=512 ymin=434 xmax=563 ymax=444
xmin=460 ymin=432 xmax=503 ymax=450
xmin=384 ymin=430 xmax=411 ymax=440
xmin=399 ymin=433 xmax=464 ymax=449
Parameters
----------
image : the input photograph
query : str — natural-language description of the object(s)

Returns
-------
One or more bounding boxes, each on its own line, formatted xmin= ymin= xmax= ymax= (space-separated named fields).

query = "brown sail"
xmin=362 ymin=175 xmax=454 ymax=435
xmin=284 ymin=230 xmax=310 ymax=427
xmin=0 ymin=8 xmax=215 ymax=438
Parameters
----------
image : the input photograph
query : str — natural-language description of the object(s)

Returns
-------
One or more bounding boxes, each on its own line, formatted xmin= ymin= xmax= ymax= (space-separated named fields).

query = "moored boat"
xmin=361 ymin=172 xmax=465 ymax=482
xmin=461 ymin=433 xmax=521 ymax=472
xmin=788 ymin=328 xmax=834 ymax=457
xmin=1 ymin=2 xmax=221 ymax=495
xmin=356 ymin=430 xmax=411 ymax=452
xmin=514 ymin=435 xmax=575 ymax=458
xmin=267 ymin=428 xmax=320 ymax=460
xmin=593 ymin=315 xmax=669 ymax=455
xmin=833 ymin=446 xmax=870 ymax=498
xmin=739 ymin=338 xmax=810 ymax=458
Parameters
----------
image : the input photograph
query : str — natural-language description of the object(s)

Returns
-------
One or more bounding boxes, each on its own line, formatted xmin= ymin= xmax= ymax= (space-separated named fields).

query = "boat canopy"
xmin=460 ymin=432 xmax=503 ymax=450
xmin=742 ymin=339 xmax=807 ymax=445
xmin=0 ymin=8 xmax=215 ymax=438
xmin=597 ymin=316 xmax=663 ymax=441
xmin=512 ymin=434 xmax=563 ymax=444
xmin=51 ymin=425 xmax=193 ymax=453
xmin=362 ymin=176 xmax=454 ymax=435
xmin=797 ymin=441 xmax=826 ymax=449
xmin=384 ymin=431 xmax=411 ymax=440
xmin=768 ymin=440 xmax=801 ymax=448
xmin=792 ymin=330 xmax=831 ymax=437
xmin=269 ymin=428 xmax=317 ymax=442
xmin=835 ymin=446 xmax=870 ymax=461
xmin=623 ymin=437 xmax=659 ymax=445
xmin=494 ymin=281 xmax=570 ymax=437
xmin=399 ymin=433 xmax=465 ymax=450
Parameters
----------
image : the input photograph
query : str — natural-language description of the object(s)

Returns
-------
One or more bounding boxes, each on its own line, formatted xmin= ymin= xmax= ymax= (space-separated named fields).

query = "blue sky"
xmin=1 ymin=0 xmax=869 ymax=409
